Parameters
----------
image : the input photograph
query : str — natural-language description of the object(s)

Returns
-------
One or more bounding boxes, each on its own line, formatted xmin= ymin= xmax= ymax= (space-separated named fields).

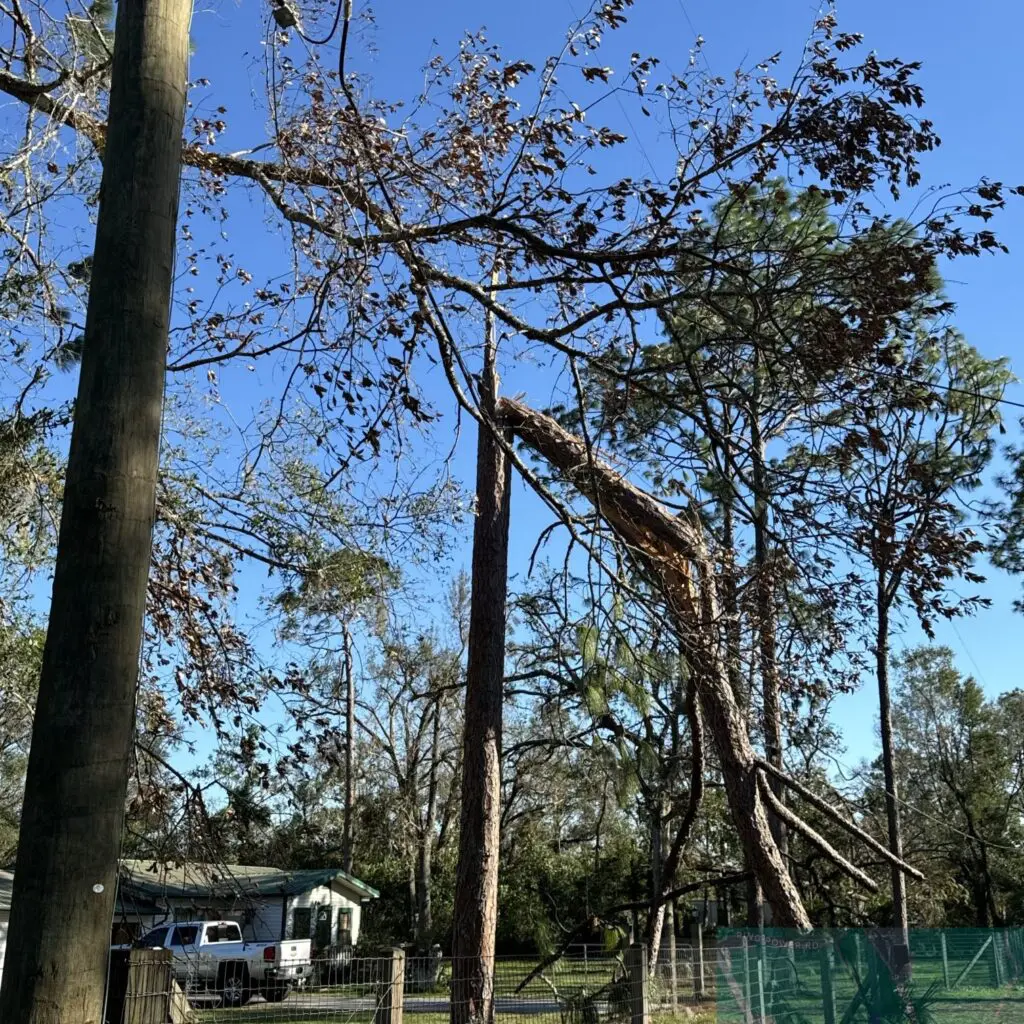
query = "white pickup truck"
xmin=133 ymin=920 xmax=312 ymax=1005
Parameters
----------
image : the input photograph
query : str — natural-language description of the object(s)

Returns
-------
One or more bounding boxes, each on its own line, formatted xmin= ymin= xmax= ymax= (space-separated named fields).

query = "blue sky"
xmin=167 ymin=0 xmax=1024 ymax=772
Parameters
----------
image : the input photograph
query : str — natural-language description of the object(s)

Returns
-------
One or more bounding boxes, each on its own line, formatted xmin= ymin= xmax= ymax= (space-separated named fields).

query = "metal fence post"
xmin=940 ymin=931 xmax=950 ymax=990
xmin=376 ymin=948 xmax=406 ymax=1024
xmin=694 ymin=918 xmax=706 ymax=1001
xmin=626 ymin=943 xmax=650 ymax=1024
xmin=756 ymin=957 xmax=767 ymax=1024
xmin=990 ymin=933 xmax=1003 ymax=988
xmin=667 ymin=901 xmax=678 ymax=1011
xmin=743 ymin=937 xmax=752 ymax=1024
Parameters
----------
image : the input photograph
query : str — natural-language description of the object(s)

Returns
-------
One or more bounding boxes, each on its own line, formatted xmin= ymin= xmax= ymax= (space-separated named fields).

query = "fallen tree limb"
xmin=755 ymin=758 xmax=925 ymax=882
xmin=756 ymin=773 xmax=878 ymax=892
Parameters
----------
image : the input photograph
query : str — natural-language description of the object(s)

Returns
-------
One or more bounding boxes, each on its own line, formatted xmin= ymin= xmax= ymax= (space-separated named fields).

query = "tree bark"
xmin=876 ymin=581 xmax=909 ymax=945
xmin=417 ymin=700 xmax=442 ymax=946
xmin=499 ymin=397 xmax=810 ymax=930
xmin=451 ymin=322 xmax=510 ymax=1024
xmin=342 ymin=622 xmax=355 ymax=876
xmin=0 ymin=1 xmax=189 ymax=1020
xmin=751 ymin=418 xmax=787 ymax=868
xmin=647 ymin=802 xmax=665 ymax=972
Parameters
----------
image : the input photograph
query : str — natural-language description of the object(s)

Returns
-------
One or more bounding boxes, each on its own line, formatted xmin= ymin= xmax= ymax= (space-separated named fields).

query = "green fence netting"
xmin=715 ymin=927 xmax=1024 ymax=1023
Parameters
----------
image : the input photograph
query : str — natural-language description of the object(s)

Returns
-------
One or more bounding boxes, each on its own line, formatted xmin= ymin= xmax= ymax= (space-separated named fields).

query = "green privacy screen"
xmin=714 ymin=928 xmax=1024 ymax=1023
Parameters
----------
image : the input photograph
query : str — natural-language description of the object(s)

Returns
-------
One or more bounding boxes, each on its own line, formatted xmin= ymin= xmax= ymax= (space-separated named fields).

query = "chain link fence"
xmin=111 ymin=948 xmax=658 ymax=1024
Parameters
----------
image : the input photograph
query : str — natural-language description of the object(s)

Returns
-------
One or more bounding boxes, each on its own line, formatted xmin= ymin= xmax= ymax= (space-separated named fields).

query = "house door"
xmin=315 ymin=906 xmax=333 ymax=952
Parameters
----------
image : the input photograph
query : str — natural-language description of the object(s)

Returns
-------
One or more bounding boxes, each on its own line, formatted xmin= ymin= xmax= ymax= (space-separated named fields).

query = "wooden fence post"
xmin=940 ymin=932 xmax=950 ymax=990
xmin=376 ymin=948 xmax=406 ymax=1024
xmin=820 ymin=943 xmax=837 ymax=1024
xmin=125 ymin=948 xmax=172 ymax=1024
xmin=626 ymin=943 xmax=650 ymax=1024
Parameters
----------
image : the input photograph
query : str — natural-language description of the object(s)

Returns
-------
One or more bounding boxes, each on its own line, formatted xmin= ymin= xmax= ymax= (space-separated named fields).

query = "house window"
xmin=338 ymin=909 xmax=353 ymax=947
xmin=292 ymin=906 xmax=312 ymax=941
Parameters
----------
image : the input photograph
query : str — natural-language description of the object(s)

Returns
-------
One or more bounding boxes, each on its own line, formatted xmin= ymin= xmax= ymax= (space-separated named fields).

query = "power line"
xmin=870 ymin=367 xmax=1024 ymax=415
xmin=828 ymin=752 xmax=1021 ymax=854
xmin=950 ymin=619 xmax=990 ymax=692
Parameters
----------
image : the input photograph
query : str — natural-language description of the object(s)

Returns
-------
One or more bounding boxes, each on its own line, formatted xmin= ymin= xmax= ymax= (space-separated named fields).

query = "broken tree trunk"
xmin=499 ymin=397 xmax=810 ymax=930
xmin=499 ymin=397 xmax=927 ymax=931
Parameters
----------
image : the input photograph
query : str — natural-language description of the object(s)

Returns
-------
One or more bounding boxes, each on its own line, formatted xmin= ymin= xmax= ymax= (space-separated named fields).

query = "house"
xmin=0 ymin=860 xmax=379 ymax=980
xmin=116 ymin=860 xmax=378 ymax=953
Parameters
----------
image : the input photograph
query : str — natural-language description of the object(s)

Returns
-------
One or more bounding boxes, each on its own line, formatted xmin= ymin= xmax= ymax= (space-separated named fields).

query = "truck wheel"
xmin=262 ymin=984 xmax=291 ymax=1003
xmin=220 ymin=963 xmax=252 ymax=1007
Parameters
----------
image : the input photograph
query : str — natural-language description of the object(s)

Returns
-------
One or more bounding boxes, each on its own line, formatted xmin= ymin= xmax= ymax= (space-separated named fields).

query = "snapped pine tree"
xmin=498 ymin=397 xmax=925 ymax=930
xmin=0 ymin=0 xmax=190 ymax=1020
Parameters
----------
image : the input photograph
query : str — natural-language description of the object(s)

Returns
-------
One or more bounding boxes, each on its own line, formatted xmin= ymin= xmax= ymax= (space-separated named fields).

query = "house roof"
xmin=0 ymin=868 xmax=165 ymax=918
xmin=120 ymin=860 xmax=379 ymax=903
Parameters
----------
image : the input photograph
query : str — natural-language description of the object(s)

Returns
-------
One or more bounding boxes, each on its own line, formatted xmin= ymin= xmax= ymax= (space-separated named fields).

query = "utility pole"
xmin=0 ymin=0 xmax=190 ymax=1019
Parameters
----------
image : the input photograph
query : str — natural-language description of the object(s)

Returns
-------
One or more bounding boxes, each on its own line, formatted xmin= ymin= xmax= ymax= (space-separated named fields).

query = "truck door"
xmin=169 ymin=924 xmax=203 ymax=985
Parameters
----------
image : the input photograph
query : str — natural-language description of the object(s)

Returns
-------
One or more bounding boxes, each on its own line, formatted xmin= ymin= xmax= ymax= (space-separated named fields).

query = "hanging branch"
xmin=755 ymin=773 xmax=878 ymax=892
xmin=756 ymin=757 xmax=925 ymax=881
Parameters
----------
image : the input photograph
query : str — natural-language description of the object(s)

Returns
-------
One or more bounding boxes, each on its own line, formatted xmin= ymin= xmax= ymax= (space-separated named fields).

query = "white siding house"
xmin=282 ymin=882 xmax=363 ymax=949
xmin=118 ymin=861 xmax=378 ymax=953
xmin=0 ymin=861 xmax=378 ymax=977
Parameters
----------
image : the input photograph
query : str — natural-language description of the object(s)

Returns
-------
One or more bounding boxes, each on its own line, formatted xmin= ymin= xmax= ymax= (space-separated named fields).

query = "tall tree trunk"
xmin=0 ymin=2 xmax=189 ymax=1020
xmin=647 ymin=801 xmax=665 ymax=972
xmin=751 ymin=417 xmax=787 ymax=868
xmin=342 ymin=622 xmax=355 ymax=875
xmin=408 ymin=848 xmax=419 ymax=939
xmin=451 ymin=314 xmax=510 ymax=1024
xmin=648 ymin=670 xmax=704 ymax=970
xmin=416 ymin=836 xmax=434 ymax=946
xmin=876 ymin=579 xmax=909 ymax=945
xmin=720 ymin=499 xmax=745 ymax=703
xmin=961 ymin=809 xmax=999 ymax=927
xmin=722 ymin=483 xmax=761 ymax=929
xmin=417 ymin=701 xmax=442 ymax=947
